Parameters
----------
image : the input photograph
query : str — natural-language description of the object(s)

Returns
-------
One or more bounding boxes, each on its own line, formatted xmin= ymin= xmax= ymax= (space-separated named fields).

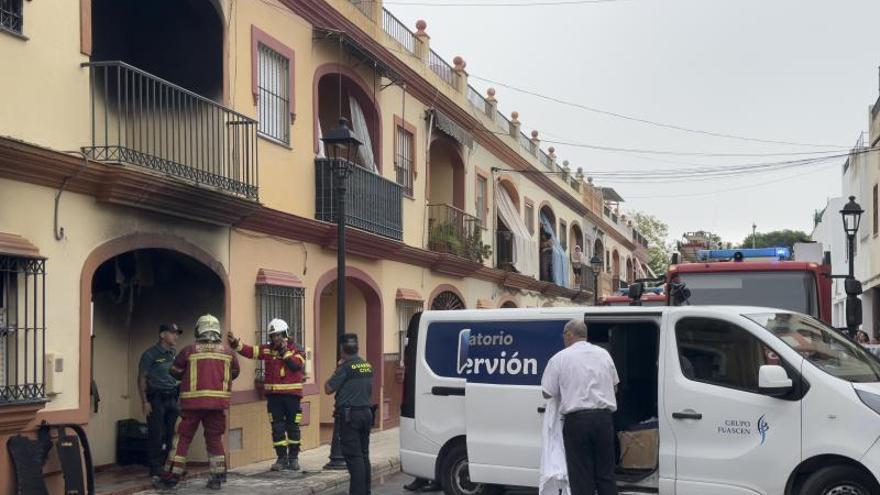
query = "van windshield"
xmin=746 ymin=313 xmax=880 ymax=383
xmin=679 ymin=271 xmax=818 ymax=317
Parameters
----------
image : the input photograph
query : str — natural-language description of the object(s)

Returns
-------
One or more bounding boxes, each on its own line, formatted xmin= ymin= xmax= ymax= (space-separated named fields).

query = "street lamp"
xmin=321 ymin=117 xmax=362 ymax=470
xmin=840 ymin=196 xmax=864 ymax=339
xmin=590 ymin=254 xmax=602 ymax=305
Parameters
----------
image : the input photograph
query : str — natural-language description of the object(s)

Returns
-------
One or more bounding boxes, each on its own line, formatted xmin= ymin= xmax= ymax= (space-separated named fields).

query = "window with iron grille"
xmin=397 ymin=300 xmax=423 ymax=366
xmin=0 ymin=0 xmax=23 ymax=35
xmin=1 ymin=255 xmax=46 ymax=404
xmin=524 ymin=202 xmax=535 ymax=235
xmin=255 ymin=285 xmax=304 ymax=380
xmin=257 ymin=43 xmax=291 ymax=144
xmin=395 ymin=126 xmax=414 ymax=196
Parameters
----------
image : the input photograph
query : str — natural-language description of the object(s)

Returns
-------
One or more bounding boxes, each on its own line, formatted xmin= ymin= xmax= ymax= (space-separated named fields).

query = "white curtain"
xmin=495 ymin=187 xmax=539 ymax=278
xmin=349 ymin=98 xmax=377 ymax=173
xmin=317 ymin=121 xmax=326 ymax=158
xmin=540 ymin=215 xmax=570 ymax=287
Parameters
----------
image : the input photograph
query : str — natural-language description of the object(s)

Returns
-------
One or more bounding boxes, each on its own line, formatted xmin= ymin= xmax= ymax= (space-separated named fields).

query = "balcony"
xmin=82 ymin=61 xmax=258 ymax=200
xmin=315 ymin=158 xmax=403 ymax=241
xmin=427 ymin=204 xmax=486 ymax=263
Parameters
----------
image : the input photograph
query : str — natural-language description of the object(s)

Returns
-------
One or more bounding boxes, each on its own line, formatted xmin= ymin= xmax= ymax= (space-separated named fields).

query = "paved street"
xmin=371 ymin=473 xmax=535 ymax=495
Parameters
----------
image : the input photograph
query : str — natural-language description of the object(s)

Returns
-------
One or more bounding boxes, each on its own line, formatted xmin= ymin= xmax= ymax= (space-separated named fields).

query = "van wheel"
xmin=440 ymin=443 xmax=501 ymax=495
xmin=800 ymin=465 xmax=878 ymax=495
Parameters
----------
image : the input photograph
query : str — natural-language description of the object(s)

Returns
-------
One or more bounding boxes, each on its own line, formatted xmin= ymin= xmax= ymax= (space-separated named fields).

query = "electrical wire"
xmin=468 ymin=75 xmax=849 ymax=149
xmin=385 ymin=0 xmax=623 ymax=5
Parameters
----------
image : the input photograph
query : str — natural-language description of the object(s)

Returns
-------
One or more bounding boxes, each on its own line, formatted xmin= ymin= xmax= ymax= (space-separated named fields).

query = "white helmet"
xmin=195 ymin=314 xmax=222 ymax=342
xmin=267 ymin=318 xmax=289 ymax=339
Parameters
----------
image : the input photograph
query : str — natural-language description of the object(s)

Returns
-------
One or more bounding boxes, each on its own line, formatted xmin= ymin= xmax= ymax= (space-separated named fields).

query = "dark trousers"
xmin=340 ymin=408 xmax=373 ymax=495
xmin=562 ymin=410 xmax=618 ymax=495
xmin=267 ymin=394 xmax=302 ymax=458
xmin=147 ymin=390 xmax=179 ymax=474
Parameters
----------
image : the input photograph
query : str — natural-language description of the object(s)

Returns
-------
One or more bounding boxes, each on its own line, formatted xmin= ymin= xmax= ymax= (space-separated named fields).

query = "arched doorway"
xmin=91 ymin=0 xmax=224 ymax=100
xmin=593 ymin=238 xmax=605 ymax=270
xmin=612 ymin=250 xmax=621 ymax=288
xmin=88 ymin=247 xmax=225 ymax=471
xmin=430 ymin=290 xmax=466 ymax=310
xmin=314 ymin=268 xmax=383 ymax=443
xmin=316 ymin=68 xmax=382 ymax=171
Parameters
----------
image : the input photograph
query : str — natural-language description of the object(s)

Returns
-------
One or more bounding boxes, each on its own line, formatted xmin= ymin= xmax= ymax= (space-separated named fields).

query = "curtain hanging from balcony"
xmin=350 ymin=98 xmax=378 ymax=173
xmin=495 ymin=187 xmax=538 ymax=278
xmin=317 ymin=121 xmax=326 ymax=158
xmin=540 ymin=215 xmax=570 ymax=287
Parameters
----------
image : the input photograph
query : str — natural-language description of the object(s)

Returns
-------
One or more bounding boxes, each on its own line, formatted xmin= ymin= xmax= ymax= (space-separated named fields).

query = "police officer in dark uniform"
xmin=325 ymin=333 xmax=374 ymax=495
xmin=137 ymin=323 xmax=182 ymax=478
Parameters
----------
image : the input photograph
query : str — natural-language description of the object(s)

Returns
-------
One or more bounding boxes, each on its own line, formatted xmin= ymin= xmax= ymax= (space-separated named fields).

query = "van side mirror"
xmin=758 ymin=365 xmax=793 ymax=397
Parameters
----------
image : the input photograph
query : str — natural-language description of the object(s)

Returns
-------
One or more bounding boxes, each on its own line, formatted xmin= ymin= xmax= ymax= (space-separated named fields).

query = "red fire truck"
xmin=665 ymin=245 xmax=832 ymax=324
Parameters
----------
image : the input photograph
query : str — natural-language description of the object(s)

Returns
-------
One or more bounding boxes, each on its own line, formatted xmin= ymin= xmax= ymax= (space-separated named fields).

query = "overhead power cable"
xmin=469 ymin=75 xmax=849 ymax=149
xmin=385 ymin=0 xmax=622 ymax=6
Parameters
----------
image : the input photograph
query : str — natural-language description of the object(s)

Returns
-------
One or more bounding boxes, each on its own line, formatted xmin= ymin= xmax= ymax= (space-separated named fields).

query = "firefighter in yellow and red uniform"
xmin=155 ymin=314 xmax=239 ymax=491
xmin=228 ymin=318 xmax=306 ymax=471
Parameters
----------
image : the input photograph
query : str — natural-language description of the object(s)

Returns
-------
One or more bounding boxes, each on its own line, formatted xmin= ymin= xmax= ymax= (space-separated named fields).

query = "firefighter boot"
xmin=286 ymin=445 xmax=301 ymax=471
xmin=206 ymin=474 xmax=222 ymax=490
xmin=271 ymin=446 xmax=287 ymax=471
xmin=153 ymin=474 xmax=179 ymax=491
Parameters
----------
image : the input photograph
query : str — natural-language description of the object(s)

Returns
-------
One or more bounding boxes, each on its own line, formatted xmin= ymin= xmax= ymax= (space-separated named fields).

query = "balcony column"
xmin=548 ymin=147 xmax=557 ymax=169
xmin=370 ymin=0 xmax=383 ymax=22
xmin=529 ymin=130 xmax=540 ymax=157
xmin=509 ymin=111 xmax=521 ymax=139
xmin=452 ymin=56 xmax=468 ymax=95
xmin=485 ymin=88 xmax=498 ymax=119
xmin=414 ymin=20 xmax=430 ymax=63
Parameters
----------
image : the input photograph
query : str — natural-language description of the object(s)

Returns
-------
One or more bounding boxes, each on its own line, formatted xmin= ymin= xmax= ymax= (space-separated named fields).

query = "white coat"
xmin=539 ymin=395 xmax=570 ymax=495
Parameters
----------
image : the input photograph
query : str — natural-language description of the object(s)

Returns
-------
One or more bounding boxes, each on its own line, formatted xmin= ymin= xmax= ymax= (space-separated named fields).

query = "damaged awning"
xmin=427 ymin=109 xmax=474 ymax=149
xmin=313 ymin=28 xmax=404 ymax=85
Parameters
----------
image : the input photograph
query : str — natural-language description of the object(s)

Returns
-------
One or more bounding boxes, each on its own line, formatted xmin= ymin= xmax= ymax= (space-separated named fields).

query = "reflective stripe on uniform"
xmin=180 ymin=390 xmax=232 ymax=399
xmin=294 ymin=413 xmax=303 ymax=424
xmin=272 ymin=439 xmax=288 ymax=447
xmin=263 ymin=383 xmax=302 ymax=391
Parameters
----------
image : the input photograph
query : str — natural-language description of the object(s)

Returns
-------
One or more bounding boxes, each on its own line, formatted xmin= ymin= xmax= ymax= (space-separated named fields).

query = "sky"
xmin=383 ymin=0 xmax=880 ymax=246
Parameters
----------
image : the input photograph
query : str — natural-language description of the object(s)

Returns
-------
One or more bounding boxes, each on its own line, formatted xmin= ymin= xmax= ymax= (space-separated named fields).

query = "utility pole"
xmin=751 ymin=223 xmax=757 ymax=249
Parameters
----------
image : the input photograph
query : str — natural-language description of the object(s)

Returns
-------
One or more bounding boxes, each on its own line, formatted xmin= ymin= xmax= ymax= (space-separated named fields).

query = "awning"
xmin=601 ymin=187 xmax=625 ymax=203
xmin=255 ymin=269 xmax=304 ymax=288
xmin=0 ymin=232 xmax=42 ymax=259
xmin=396 ymin=288 xmax=424 ymax=302
xmin=428 ymin=110 xmax=474 ymax=149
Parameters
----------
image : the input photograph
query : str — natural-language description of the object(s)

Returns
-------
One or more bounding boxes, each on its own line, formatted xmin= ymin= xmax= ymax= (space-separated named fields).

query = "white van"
xmin=399 ymin=306 xmax=880 ymax=495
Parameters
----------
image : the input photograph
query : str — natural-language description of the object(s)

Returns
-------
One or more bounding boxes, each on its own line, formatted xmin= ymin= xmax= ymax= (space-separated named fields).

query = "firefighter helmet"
xmin=267 ymin=318 xmax=289 ymax=340
xmin=195 ymin=314 xmax=222 ymax=342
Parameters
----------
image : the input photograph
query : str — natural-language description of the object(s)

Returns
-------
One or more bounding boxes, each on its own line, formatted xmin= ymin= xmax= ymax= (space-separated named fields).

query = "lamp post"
xmin=751 ymin=223 xmax=757 ymax=249
xmin=321 ymin=117 xmax=362 ymax=470
xmin=840 ymin=196 xmax=864 ymax=339
xmin=590 ymin=254 xmax=602 ymax=305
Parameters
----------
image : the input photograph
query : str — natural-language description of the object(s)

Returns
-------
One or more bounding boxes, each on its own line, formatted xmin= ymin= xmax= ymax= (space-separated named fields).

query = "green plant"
xmin=430 ymin=222 xmax=462 ymax=255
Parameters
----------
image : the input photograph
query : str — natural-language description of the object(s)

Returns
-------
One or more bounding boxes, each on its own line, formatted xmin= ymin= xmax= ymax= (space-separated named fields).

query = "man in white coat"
xmin=541 ymin=319 xmax=619 ymax=495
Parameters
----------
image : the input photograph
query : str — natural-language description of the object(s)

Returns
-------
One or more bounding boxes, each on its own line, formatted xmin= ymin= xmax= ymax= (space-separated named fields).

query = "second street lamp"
xmin=320 ymin=117 xmax=362 ymax=470
xmin=590 ymin=254 xmax=602 ymax=305
xmin=839 ymin=195 xmax=864 ymax=339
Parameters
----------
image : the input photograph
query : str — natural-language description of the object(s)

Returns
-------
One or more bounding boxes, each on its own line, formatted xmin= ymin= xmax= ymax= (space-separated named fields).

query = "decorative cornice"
xmin=0 ymin=137 xmax=592 ymax=301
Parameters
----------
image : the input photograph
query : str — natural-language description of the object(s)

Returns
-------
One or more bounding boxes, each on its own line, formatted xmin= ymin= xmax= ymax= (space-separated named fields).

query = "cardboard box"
xmin=618 ymin=428 xmax=658 ymax=470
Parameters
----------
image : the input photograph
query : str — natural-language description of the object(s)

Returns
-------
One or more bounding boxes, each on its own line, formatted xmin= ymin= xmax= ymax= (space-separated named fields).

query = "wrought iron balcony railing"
xmin=315 ymin=158 xmax=403 ymax=241
xmin=427 ymin=203 xmax=485 ymax=263
xmin=82 ymin=61 xmax=259 ymax=200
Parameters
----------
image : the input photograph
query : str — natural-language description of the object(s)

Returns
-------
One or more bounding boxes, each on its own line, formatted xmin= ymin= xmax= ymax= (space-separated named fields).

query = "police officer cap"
xmin=341 ymin=333 xmax=359 ymax=345
xmin=159 ymin=323 xmax=181 ymax=334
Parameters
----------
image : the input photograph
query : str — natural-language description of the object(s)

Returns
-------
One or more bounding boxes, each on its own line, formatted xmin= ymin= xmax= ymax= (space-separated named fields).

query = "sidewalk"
xmin=132 ymin=428 xmax=401 ymax=495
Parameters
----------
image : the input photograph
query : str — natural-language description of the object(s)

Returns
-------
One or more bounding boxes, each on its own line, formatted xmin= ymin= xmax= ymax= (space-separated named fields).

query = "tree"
xmin=740 ymin=230 xmax=809 ymax=251
xmin=631 ymin=211 xmax=672 ymax=276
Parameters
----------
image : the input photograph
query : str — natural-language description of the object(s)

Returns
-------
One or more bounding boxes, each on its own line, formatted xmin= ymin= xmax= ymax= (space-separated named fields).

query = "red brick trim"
xmin=251 ymin=25 xmax=296 ymax=116
xmin=395 ymin=288 xmax=424 ymax=302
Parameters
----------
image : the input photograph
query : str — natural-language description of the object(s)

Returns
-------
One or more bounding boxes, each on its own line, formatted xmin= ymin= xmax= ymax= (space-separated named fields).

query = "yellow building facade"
xmin=0 ymin=0 xmax=649 ymax=492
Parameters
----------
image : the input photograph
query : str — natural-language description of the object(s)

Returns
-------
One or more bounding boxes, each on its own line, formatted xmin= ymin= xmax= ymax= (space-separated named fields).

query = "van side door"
xmin=464 ymin=318 xmax=570 ymax=488
xmin=664 ymin=310 xmax=805 ymax=495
